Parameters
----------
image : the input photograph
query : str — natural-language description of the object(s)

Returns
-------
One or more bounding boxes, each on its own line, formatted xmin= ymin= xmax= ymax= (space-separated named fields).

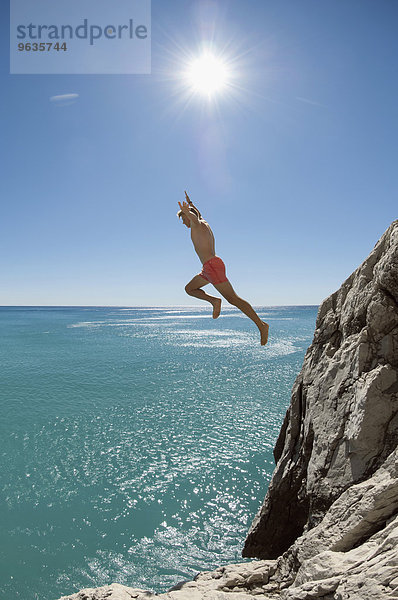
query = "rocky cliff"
xmin=58 ymin=220 xmax=398 ymax=600
xmin=243 ymin=218 xmax=398 ymax=560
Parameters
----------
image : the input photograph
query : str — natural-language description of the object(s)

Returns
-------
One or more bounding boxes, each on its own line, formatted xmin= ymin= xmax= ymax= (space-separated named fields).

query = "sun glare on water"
xmin=185 ymin=52 xmax=230 ymax=98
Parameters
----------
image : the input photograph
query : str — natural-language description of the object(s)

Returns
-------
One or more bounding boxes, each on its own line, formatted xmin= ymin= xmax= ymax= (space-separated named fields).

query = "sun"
xmin=185 ymin=52 xmax=230 ymax=97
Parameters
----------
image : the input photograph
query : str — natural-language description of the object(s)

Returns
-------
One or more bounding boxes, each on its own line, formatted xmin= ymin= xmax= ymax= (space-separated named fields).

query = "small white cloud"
xmin=49 ymin=93 xmax=79 ymax=106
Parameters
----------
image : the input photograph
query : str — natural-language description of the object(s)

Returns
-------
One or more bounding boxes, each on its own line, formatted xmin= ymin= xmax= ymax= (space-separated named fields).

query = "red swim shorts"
xmin=199 ymin=256 xmax=229 ymax=285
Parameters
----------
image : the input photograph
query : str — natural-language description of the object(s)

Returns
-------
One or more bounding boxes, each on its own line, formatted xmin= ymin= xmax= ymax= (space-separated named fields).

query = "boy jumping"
xmin=177 ymin=191 xmax=269 ymax=345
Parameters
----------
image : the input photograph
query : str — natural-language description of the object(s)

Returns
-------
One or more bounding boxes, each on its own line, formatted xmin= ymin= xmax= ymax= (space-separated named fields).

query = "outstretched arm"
xmin=178 ymin=200 xmax=200 ymax=226
xmin=185 ymin=191 xmax=202 ymax=218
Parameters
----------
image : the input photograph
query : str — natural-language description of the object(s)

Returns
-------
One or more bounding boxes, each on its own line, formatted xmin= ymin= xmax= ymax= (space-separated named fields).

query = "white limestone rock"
xmin=57 ymin=560 xmax=279 ymax=600
xmin=243 ymin=220 xmax=398 ymax=559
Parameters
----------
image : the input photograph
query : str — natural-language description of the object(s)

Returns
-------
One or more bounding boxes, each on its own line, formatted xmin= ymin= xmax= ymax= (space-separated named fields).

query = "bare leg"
xmin=214 ymin=280 xmax=269 ymax=345
xmin=185 ymin=275 xmax=222 ymax=318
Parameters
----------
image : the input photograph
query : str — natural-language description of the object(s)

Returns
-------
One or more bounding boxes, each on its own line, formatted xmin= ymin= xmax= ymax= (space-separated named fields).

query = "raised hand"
xmin=178 ymin=200 xmax=190 ymax=214
xmin=184 ymin=190 xmax=193 ymax=205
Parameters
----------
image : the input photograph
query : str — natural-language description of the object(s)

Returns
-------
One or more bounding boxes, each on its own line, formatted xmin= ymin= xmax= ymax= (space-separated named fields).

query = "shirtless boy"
xmin=177 ymin=191 xmax=269 ymax=346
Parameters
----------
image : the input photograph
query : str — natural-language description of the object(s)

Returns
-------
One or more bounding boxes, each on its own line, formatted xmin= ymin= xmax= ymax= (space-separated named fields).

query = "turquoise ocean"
xmin=0 ymin=305 xmax=317 ymax=599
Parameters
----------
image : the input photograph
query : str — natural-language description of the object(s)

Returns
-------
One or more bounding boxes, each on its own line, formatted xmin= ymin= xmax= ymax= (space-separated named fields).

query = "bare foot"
xmin=260 ymin=321 xmax=269 ymax=345
xmin=212 ymin=298 xmax=222 ymax=319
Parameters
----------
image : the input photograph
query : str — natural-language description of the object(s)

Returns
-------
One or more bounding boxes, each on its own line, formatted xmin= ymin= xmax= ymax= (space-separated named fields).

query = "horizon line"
xmin=0 ymin=303 xmax=320 ymax=308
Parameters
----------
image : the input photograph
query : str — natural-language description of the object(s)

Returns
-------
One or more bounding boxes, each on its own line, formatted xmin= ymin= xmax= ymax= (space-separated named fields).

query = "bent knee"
xmin=185 ymin=284 xmax=194 ymax=295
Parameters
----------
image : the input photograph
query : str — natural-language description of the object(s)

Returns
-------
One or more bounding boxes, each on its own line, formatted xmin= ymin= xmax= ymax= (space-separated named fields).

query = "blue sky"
xmin=1 ymin=0 xmax=397 ymax=306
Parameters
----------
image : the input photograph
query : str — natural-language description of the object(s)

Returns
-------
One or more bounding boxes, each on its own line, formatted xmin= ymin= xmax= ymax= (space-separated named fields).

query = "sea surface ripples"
xmin=0 ymin=305 xmax=317 ymax=599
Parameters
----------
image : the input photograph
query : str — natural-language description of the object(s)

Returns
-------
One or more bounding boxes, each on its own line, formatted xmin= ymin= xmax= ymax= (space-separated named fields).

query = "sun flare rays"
xmin=184 ymin=51 xmax=230 ymax=98
xmin=151 ymin=28 xmax=263 ymax=122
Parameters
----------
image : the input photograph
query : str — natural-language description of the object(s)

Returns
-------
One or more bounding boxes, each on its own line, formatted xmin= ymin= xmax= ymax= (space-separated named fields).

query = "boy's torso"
xmin=191 ymin=220 xmax=216 ymax=264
